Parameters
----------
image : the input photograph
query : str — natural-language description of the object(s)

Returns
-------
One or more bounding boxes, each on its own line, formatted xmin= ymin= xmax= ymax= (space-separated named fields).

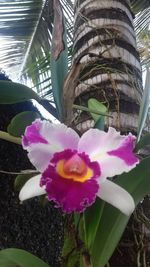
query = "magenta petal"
xmin=22 ymin=120 xmax=48 ymax=147
xmin=42 ymin=174 xmax=99 ymax=213
xmin=108 ymin=135 xmax=138 ymax=166
xmin=41 ymin=149 xmax=100 ymax=213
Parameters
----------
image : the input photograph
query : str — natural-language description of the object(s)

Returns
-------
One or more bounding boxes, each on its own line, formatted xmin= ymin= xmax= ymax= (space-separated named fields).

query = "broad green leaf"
xmin=7 ymin=111 xmax=41 ymax=137
xmin=91 ymin=201 xmax=128 ymax=267
xmin=135 ymin=133 xmax=150 ymax=152
xmin=91 ymin=157 xmax=150 ymax=267
xmin=0 ymin=81 xmax=40 ymax=104
xmin=84 ymin=198 xmax=105 ymax=248
xmin=0 ymin=257 xmax=16 ymax=267
xmin=0 ymin=248 xmax=50 ymax=267
xmin=137 ymin=68 xmax=150 ymax=141
xmin=88 ymin=98 xmax=107 ymax=122
xmin=51 ymin=17 xmax=68 ymax=120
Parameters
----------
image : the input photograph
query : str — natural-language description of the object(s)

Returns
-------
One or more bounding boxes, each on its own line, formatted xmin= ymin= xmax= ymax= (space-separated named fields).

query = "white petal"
xmin=98 ymin=155 xmax=138 ymax=182
xmin=78 ymin=127 xmax=127 ymax=157
xmin=23 ymin=119 xmax=80 ymax=172
xmin=38 ymin=120 xmax=80 ymax=151
xmin=27 ymin=143 xmax=54 ymax=172
xmin=78 ymin=127 xmax=138 ymax=181
xmin=97 ymin=180 xmax=135 ymax=216
xmin=19 ymin=175 xmax=46 ymax=201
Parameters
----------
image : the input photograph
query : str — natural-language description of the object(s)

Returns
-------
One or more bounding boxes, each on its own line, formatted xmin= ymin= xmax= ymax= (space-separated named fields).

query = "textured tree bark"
xmin=65 ymin=0 xmax=143 ymax=133
xmin=62 ymin=1 xmax=148 ymax=267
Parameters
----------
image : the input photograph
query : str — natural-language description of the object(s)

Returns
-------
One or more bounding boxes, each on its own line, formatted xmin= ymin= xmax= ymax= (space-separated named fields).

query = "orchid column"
xmin=70 ymin=0 xmax=142 ymax=133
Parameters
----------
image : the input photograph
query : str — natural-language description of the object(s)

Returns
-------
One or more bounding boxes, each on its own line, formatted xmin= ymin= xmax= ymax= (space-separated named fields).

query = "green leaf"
xmin=51 ymin=17 xmax=68 ymax=120
xmin=7 ymin=111 xmax=41 ymax=137
xmin=0 ymin=258 xmax=17 ymax=267
xmin=94 ymin=117 xmax=105 ymax=130
xmin=84 ymin=198 xmax=105 ymax=248
xmin=91 ymin=201 xmax=128 ymax=267
xmin=88 ymin=98 xmax=107 ymax=122
xmin=135 ymin=133 xmax=150 ymax=152
xmin=90 ymin=157 xmax=150 ymax=267
xmin=0 ymin=248 xmax=50 ymax=267
xmin=117 ymin=157 xmax=150 ymax=205
xmin=137 ymin=68 xmax=150 ymax=142
xmin=0 ymin=81 xmax=40 ymax=104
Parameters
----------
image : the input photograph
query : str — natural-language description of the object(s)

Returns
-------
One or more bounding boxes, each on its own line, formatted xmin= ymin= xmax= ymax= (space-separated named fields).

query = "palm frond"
xmin=1 ymin=0 xmax=150 ymax=100
xmin=20 ymin=0 xmax=74 ymax=103
xmin=134 ymin=7 xmax=150 ymax=68
xmin=131 ymin=0 xmax=150 ymax=13
xmin=0 ymin=0 xmax=44 ymax=80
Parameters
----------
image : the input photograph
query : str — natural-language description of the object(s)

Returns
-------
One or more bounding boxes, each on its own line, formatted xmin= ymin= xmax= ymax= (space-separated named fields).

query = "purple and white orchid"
xmin=20 ymin=119 xmax=139 ymax=215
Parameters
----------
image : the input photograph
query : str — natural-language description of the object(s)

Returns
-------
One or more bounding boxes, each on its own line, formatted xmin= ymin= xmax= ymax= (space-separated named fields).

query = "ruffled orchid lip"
xmin=40 ymin=149 xmax=100 ymax=213
xmin=50 ymin=149 xmax=101 ymax=182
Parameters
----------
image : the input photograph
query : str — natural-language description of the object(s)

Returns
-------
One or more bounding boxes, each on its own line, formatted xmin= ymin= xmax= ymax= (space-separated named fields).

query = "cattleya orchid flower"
xmin=20 ymin=119 xmax=139 ymax=215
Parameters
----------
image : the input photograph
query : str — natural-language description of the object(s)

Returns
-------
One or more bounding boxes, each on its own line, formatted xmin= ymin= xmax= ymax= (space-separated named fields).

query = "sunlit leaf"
xmin=0 ymin=81 xmax=40 ymax=104
xmin=88 ymin=98 xmax=107 ymax=122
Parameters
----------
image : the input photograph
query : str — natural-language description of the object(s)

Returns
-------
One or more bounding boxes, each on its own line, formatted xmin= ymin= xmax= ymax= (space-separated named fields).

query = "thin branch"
xmin=0 ymin=170 xmax=39 ymax=175
xmin=73 ymin=104 xmax=113 ymax=118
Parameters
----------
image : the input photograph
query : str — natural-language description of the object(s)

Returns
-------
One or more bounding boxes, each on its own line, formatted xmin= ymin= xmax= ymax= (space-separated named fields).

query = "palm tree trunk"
xmin=65 ymin=0 xmax=143 ymax=133
xmin=63 ymin=1 xmax=145 ymax=266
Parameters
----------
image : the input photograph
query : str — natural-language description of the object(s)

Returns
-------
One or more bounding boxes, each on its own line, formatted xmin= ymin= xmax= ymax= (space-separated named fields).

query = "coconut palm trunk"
xmin=62 ymin=1 xmax=147 ymax=266
xmin=65 ymin=0 xmax=143 ymax=133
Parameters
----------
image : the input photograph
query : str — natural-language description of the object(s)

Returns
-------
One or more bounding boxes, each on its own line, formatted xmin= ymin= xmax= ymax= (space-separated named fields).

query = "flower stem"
xmin=0 ymin=130 xmax=21 ymax=145
xmin=82 ymin=251 xmax=92 ymax=267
